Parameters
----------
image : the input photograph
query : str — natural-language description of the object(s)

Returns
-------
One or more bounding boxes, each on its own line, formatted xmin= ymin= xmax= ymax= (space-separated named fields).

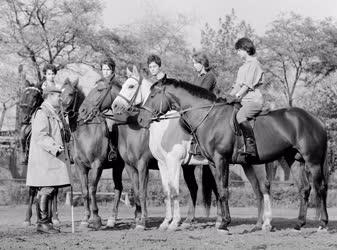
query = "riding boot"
xmin=238 ymin=120 xmax=258 ymax=161
xmin=108 ymin=132 xmax=118 ymax=161
xmin=37 ymin=194 xmax=59 ymax=234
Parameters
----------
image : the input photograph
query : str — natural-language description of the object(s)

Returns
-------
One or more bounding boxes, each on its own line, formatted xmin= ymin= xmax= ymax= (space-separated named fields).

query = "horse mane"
xmin=154 ymin=78 xmax=218 ymax=102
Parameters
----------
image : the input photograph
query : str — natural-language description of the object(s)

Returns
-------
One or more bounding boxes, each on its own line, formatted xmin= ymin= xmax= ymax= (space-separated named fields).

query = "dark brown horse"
xmin=19 ymin=85 xmax=62 ymax=226
xmin=138 ymin=79 xmax=329 ymax=233
xmin=60 ymin=78 xmax=126 ymax=229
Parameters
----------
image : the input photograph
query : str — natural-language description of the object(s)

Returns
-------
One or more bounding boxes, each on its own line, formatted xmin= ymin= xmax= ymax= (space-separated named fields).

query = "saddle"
xmin=230 ymin=105 xmax=271 ymax=164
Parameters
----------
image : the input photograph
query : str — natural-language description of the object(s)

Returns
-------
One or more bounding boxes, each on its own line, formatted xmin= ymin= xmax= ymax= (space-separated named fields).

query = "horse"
xmin=112 ymin=67 xmax=221 ymax=231
xmin=137 ymin=78 xmax=329 ymax=233
xmin=60 ymin=78 xmax=128 ymax=229
xmin=19 ymin=84 xmax=61 ymax=226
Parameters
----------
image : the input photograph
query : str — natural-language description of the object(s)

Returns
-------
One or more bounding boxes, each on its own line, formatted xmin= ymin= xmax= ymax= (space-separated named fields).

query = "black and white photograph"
xmin=0 ymin=0 xmax=337 ymax=249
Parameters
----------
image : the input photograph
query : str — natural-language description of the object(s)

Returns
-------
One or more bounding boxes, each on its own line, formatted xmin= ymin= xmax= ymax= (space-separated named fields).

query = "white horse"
xmin=112 ymin=66 xmax=273 ymax=232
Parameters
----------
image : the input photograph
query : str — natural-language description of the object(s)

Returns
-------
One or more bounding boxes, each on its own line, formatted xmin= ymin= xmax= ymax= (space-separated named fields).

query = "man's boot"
xmin=36 ymin=194 xmax=59 ymax=234
xmin=238 ymin=120 xmax=258 ymax=161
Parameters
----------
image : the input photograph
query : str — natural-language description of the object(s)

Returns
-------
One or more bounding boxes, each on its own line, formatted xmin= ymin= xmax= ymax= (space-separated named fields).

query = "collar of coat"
xmin=41 ymin=101 xmax=62 ymax=122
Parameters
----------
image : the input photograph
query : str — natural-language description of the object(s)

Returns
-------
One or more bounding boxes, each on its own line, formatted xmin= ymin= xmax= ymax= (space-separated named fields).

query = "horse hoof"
xmin=262 ymin=224 xmax=273 ymax=232
xmin=23 ymin=221 xmax=31 ymax=227
xmin=217 ymin=228 xmax=230 ymax=235
xmin=180 ymin=222 xmax=192 ymax=230
xmin=215 ymin=221 xmax=221 ymax=228
xmin=249 ymin=225 xmax=262 ymax=233
xmin=106 ymin=218 xmax=116 ymax=228
xmin=135 ymin=224 xmax=145 ymax=230
xmin=167 ymin=223 xmax=179 ymax=231
xmin=52 ymin=218 xmax=61 ymax=226
xmin=317 ymin=226 xmax=328 ymax=233
xmin=159 ymin=224 xmax=168 ymax=231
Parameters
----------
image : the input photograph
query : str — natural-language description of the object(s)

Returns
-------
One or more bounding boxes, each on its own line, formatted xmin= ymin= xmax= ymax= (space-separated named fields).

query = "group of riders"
xmin=22 ymin=37 xmax=265 ymax=233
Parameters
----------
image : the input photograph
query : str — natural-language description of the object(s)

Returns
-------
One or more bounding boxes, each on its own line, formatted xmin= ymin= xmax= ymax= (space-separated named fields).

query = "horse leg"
xmin=137 ymin=159 xmax=149 ymax=229
xmin=124 ymin=164 xmax=142 ymax=227
xmin=52 ymin=188 xmax=60 ymax=225
xmin=181 ymin=164 xmax=197 ymax=228
xmin=77 ymin=166 xmax=90 ymax=228
xmin=167 ymin=153 xmax=183 ymax=231
xmin=288 ymin=161 xmax=310 ymax=231
xmin=210 ymin=152 xmax=230 ymax=233
xmin=24 ymin=187 xmax=36 ymax=226
xmin=88 ymin=160 xmax=103 ymax=230
xmin=107 ymin=162 xmax=124 ymax=228
xmin=308 ymin=163 xmax=328 ymax=232
xmin=242 ymin=164 xmax=264 ymax=232
xmin=158 ymin=160 xmax=172 ymax=230
xmin=252 ymin=164 xmax=272 ymax=231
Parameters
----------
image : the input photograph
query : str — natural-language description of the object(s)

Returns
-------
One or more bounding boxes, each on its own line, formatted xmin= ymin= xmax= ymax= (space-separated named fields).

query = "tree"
xmin=260 ymin=13 xmax=337 ymax=107
xmin=0 ymin=0 xmax=102 ymax=83
xmin=200 ymin=9 xmax=255 ymax=94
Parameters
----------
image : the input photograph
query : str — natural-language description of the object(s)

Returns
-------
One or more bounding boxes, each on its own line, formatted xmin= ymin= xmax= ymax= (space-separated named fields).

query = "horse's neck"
xmin=140 ymin=79 xmax=156 ymax=105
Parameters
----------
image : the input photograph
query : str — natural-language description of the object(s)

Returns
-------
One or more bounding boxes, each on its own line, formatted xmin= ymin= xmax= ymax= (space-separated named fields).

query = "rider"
xmin=190 ymin=52 xmax=217 ymax=157
xmin=147 ymin=54 xmax=166 ymax=84
xmin=40 ymin=64 xmax=58 ymax=92
xmin=191 ymin=51 xmax=217 ymax=93
xmin=97 ymin=57 xmax=120 ymax=160
xmin=230 ymin=37 xmax=264 ymax=161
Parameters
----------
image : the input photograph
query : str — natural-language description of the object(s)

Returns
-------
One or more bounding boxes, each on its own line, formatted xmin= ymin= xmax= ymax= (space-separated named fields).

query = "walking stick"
xmin=71 ymin=185 xmax=75 ymax=233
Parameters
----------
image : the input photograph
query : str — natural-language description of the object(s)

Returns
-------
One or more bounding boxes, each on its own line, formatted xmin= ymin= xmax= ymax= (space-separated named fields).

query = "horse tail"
xmin=201 ymin=165 xmax=214 ymax=217
xmin=315 ymin=139 xmax=330 ymax=218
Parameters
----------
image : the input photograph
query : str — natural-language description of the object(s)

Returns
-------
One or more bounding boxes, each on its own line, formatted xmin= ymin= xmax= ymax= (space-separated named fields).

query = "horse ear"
xmin=132 ymin=65 xmax=140 ymax=78
xmin=126 ymin=67 xmax=133 ymax=78
xmin=73 ymin=78 xmax=79 ymax=88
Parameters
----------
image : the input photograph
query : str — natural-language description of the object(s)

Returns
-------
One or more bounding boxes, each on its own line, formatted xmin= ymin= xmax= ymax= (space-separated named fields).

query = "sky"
xmin=102 ymin=0 xmax=337 ymax=48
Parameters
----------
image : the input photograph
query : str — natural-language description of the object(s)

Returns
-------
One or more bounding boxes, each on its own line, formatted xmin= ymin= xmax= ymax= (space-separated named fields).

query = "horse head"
xmin=60 ymin=78 xmax=85 ymax=131
xmin=137 ymin=84 xmax=175 ymax=128
xmin=19 ymin=85 xmax=43 ymax=124
xmin=112 ymin=65 xmax=153 ymax=114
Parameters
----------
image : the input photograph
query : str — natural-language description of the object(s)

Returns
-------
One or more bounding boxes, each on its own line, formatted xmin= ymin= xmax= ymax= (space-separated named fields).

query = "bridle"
xmin=116 ymin=76 xmax=143 ymax=111
xmin=141 ymin=84 xmax=225 ymax=133
xmin=60 ymin=84 xmax=79 ymax=119
xmin=20 ymin=86 xmax=43 ymax=120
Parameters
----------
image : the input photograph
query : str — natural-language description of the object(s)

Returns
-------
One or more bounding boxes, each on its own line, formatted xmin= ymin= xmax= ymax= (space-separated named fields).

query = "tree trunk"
xmin=0 ymin=103 xmax=7 ymax=131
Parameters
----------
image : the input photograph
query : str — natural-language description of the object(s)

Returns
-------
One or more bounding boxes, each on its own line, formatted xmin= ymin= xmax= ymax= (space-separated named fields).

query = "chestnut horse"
xmin=137 ymin=78 xmax=329 ymax=233
xmin=60 ymin=79 xmax=125 ymax=229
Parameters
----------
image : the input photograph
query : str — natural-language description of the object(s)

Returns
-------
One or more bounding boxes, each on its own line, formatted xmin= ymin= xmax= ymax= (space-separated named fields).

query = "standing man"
xmin=26 ymin=86 xmax=72 ymax=234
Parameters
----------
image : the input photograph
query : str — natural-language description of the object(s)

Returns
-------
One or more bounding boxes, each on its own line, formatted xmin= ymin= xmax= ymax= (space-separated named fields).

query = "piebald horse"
xmin=112 ymin=67 xmax=225 ymax=231
xmin=137 ymin=78 xmax=329 ymax=233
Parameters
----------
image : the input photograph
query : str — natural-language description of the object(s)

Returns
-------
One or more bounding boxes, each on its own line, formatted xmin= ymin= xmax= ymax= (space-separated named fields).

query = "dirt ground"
xmin=1 ymin=204 xmax=337 ymax=250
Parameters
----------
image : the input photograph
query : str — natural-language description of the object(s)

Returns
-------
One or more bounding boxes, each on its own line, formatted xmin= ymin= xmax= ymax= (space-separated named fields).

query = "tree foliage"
xmin=0 ymin=0 xmax=102 ymax=82
xmin=200 ymin=9 xmax=255 ymax=94
xmin=260 ymin=12 xmax=337 ymax=107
